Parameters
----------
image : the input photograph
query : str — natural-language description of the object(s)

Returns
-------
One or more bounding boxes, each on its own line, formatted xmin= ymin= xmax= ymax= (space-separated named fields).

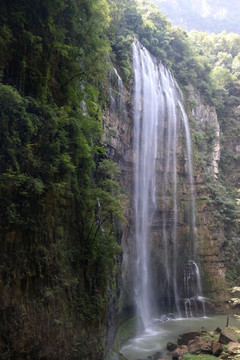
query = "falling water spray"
xmin=132 ymin=39 xmax=205 ymax=328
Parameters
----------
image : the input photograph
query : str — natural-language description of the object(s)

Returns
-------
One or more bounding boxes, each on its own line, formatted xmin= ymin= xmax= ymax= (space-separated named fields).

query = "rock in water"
xmin=177 ymin=330 xmax=205 ymax=345
xmin=167 ymin=342 xmax=178 ymax=351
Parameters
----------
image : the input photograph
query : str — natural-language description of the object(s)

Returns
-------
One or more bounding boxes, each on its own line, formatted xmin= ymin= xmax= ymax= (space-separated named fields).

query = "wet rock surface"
xmin=172 ymin=345 xmax=188 ymax=360
xmin=188 ymin=336 xmax=212 ymax=354
xmin=168 ymin=324 xmax=240 ymax=360
xmin=212 ymin=342 xmax=223 ymax=356
xmin=167 ymin=342 xmax=178 ymax=351
xmin=219 ymin=326 xmax=240 ymax=344
xmin=232 ymin=288 xmax=240 ymax=298
xmin=227 ymin=341 xmax=240 ymax=355
xmin=177 ymin=330 xmax=206 ymax=345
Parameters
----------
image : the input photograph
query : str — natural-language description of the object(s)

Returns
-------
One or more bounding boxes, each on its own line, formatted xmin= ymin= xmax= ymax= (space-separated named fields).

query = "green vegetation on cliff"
xmin=0 ymin=0 xmax=123 ymax=358
xmin=188 ymin=31 xmax=240 ymax=287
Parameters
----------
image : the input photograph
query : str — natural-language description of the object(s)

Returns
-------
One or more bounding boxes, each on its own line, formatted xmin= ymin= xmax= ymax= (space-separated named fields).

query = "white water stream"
xmin=132 ymin=39 xmax=205 ymax=328
xmin=107 ymin=41 xmax=211 ymax=360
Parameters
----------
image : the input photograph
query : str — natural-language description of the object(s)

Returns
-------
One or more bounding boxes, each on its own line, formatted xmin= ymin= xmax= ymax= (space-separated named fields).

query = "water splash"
xmin=184 ymin=260 xmax=206 ymax=317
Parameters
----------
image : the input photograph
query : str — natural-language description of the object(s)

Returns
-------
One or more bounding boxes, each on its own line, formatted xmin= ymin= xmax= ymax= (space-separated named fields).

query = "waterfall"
xmin=133 ymin=40 xmax=159 ymax=329
xmin=132 ymin=39 xmax=204 ymax=328
xmin=109 ymin=67 xmax=127 ymax=123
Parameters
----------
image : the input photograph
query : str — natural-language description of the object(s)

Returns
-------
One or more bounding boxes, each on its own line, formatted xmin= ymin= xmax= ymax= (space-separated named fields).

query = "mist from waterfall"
xmin=132 ymin=39 xmax=205 ymax=329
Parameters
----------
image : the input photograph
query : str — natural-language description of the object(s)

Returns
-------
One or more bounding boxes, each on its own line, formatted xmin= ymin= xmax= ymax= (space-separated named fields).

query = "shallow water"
xmin=120 ymin=315 xmax=239 ymax=360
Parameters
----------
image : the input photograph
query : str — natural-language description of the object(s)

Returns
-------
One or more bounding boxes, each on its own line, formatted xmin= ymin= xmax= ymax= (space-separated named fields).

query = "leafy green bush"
xmin=183 ymin=354 xmax=218 ymax=360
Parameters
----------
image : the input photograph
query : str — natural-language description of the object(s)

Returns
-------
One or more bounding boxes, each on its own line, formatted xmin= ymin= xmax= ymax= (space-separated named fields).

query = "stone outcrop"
xmin=219 ymin=326 xmax=240 ymax=344
xmin=167 ymin=342 xmax=178 ymax=351
xmin=170 ymin=326 xmax=240 ymax=360
xmin=172 ymin=345 xmax=188 ymax=360
xmin=227 ymin=341 xmax=240 ymax=356
xmin=189 ymin=84 xmax=220 ymax=180
xmin=103 ymin=68 xmax=135 ymax=353
xmin=230 ymin=288 xmax=240 ymax=310
xmin=212 ymin=342 xmax=223 ymax=356
xmin=186 ymin=85 xmax=231 ymax=308
xmin=232 ymin=288 xmax=240 ymax=298
xmin=188 ymin=336 xmax=212 ymax=354
xmin=178 ymin=330 xmax=206 ymax=345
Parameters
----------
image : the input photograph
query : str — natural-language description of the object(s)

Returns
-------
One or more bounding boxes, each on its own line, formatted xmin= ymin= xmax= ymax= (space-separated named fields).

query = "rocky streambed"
xmin=121 ymin=323 xmax=240 ymax=360
xmin=119 ymin=315 xmax=240 ymax=360
xmin=167 ymin=323 xmax=240 ymax=360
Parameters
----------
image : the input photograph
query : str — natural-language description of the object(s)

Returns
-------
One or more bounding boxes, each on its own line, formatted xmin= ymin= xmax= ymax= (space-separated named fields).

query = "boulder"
xmin=235 ymin=315 xmax=240 ymax=323
xmin=188 ymin=336 xmax=212 ymax=354
xmin=212 ymin=342 xmax=223 ymax=356
xmin=219 ymin=326 xmax=240 ymax=344
xmin=227 ymin=341 xmax=240 ymax=355
xmin=172 ymin=345 xmax=188 ymax=360
xmin=219 ymin=354 xmax=229 ymax=359
xmin=230 ymin=298 xmax=240 ymax=308
xmin=167 ymin=342 xmax=178 ymax=351
xmin=231 ymin=287 xmax=240 ymax=298
xmin=177 ymin=330 xmax=205 ymax=345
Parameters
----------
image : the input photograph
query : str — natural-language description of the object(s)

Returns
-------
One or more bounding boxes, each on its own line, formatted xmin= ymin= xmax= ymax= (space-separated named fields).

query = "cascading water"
xmin=184 ymin=260 xmax=205 ymax=317
xmin=133 ymin=41 xmax=159 ymax=329
xmin=132 ymin=39 xmax=205 ymax=329
xmin=109 ymin=67 xmax=127 ymax=124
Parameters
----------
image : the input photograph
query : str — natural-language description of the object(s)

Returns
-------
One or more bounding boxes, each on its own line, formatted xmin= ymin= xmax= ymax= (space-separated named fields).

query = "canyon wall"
xmin=104 ymin=62 xmax=238 ymax=338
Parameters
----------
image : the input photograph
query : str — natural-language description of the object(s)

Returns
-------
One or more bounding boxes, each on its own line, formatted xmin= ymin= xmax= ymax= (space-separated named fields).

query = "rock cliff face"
xmin=103 ymin=68 xmax=135 ymax=351
xmin=190 ymin=86 xmax=221 ymax=179
xmin=0 ymin=223 xmax=107 ymax=360
xmin=104 ymin=65 xmax=235 ymax=333
xmin=103 ymin=68 xmax=135 ymax=314
xmin=187 ymin=86 xmax=230 ymax=307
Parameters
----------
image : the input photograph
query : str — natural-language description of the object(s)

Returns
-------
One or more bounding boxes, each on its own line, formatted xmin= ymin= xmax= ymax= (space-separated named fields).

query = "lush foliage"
xmin=0 ymin=0 xmax=124 ymax=358
xmin=0 ymin=0 xmax=110 ymax=105
xmin=107 ymin=0 xmax=216 ymax=100
xmin=188 ymin=30 xmax=240 ymax=285
xmin=183 ymin=355 xmax=218 ymax=360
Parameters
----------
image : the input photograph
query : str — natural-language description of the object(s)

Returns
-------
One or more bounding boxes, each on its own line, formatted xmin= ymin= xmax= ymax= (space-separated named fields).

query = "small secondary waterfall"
xmin=109 ymin=67 xmax=127 ymax=124
xmin=132 ymin=40 xmax=205 ymax=328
